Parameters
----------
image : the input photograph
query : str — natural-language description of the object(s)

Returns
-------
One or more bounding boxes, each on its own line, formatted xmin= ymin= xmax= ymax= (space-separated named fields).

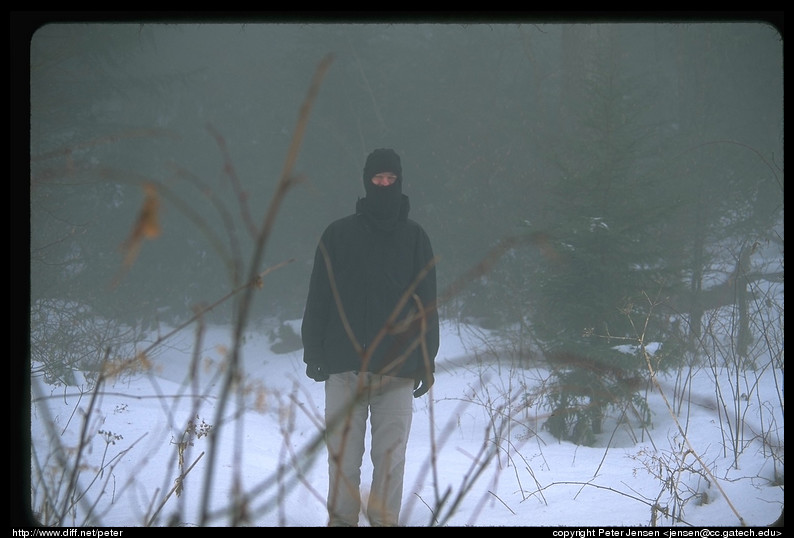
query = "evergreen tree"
xmin=525 ymin=25 xmax=684 ymax=445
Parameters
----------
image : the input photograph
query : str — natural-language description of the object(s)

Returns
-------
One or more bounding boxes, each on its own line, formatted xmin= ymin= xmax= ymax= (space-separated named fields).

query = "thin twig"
xmin=487 ymin=490 xmax=516 ymax=515
xmin=145 ymin=451 xmax=205 ymax=527
xmin=199 ymin=53 xmax=334 ymax=527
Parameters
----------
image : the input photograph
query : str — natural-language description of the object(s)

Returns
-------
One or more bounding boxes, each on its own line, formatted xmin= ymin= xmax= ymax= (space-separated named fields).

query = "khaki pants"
xmin=324 ymin=371 xmax=414 ymax=527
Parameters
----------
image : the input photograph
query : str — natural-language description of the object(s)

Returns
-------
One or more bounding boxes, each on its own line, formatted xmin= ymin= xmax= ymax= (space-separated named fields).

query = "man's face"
xmin=371 ymin=172 xmax=397 ymax=187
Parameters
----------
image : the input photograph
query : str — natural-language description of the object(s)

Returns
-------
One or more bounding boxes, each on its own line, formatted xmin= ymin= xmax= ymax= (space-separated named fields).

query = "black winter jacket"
xmin=301 ymin=195 xmax=439 ymax=379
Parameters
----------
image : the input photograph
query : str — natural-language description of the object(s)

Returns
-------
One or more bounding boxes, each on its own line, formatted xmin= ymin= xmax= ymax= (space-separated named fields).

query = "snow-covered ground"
xmin=30 ymin=320 xmax=784 ymax=527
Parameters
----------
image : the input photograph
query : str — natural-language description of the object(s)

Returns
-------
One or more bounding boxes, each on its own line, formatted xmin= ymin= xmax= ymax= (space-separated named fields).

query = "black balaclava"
xmin=362 ymin=148 xmax=403 ymax=226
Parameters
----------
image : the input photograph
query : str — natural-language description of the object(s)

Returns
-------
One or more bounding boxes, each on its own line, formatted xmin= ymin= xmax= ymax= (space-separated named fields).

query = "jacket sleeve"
xmin=415 ymin=227 xmax=440 ymax=373
xmin=301 ymin=232 xmax=332 ymax=367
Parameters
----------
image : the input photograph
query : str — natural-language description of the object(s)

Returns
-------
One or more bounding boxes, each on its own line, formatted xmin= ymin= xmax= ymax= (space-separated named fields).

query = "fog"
xmin=29 ymin=19 xmax=783 ymax=328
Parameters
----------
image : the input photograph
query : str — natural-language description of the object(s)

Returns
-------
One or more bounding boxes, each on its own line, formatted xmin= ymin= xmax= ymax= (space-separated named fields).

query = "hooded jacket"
xmin=301 ymin=192 xmax=439 ymax=379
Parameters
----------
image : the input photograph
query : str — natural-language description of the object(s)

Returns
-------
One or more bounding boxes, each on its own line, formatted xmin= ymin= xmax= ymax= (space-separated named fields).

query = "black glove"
xmin=413 ymin=372 xmax=434 ymax=398
xmin=305 ymin=363 xmax=329 ymax=382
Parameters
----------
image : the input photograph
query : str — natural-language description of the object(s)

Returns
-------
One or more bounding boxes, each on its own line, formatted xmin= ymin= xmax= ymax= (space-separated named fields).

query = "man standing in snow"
xmin=301 ymin=148 xmax=439 ymax=527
